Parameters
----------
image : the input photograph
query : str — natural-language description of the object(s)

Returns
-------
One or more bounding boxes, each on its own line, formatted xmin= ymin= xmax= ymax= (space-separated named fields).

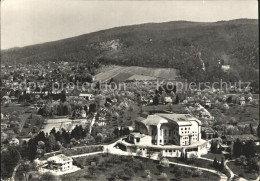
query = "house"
xmin=221 ymin=65 xmax=230 ymax=72
xmin=1 ymin=123 xmax=10 ymax=130
xmin=9 ymin=138 xmax=20 ymax=146
xmin=2 ymin=96 xmax=11 ymax=103
xmin=81 ymin=110 xmax=87 ymax=118
xmin=47 ymin=154 xmax=73 ymax=172
xmin=79 ymin=93 xmax=94 ymax=101
xmin=239 ymin=97 xmax=246 ymax=105
xmin=202 ymin=96 xmax=211 ymax=108
xmin=165 ymin=97 xmax=173 ymax=104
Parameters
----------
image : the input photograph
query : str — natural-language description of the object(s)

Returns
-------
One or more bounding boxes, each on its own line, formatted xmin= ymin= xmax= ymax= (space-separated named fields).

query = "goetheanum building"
xmin=120 ymin=113 xmax=208 ymax=158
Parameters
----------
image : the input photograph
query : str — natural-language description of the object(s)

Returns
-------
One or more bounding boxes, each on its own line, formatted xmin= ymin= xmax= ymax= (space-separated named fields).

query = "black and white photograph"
xmin=1 ymin=0 xmax=259 ymax=180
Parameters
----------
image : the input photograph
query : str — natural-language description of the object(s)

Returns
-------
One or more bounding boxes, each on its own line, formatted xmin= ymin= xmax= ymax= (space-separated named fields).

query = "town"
xmin=1 ymin=60 xmax=259 ymax=181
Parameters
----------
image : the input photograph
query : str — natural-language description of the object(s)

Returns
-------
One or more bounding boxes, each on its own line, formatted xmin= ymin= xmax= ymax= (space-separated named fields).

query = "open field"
xmin=41 ymin=118 xmax=90 ymax=133
xmin=94 ymin=65 xmax=181 ymax=82
xmin=201 ymin=153 xmax=225 ymax=160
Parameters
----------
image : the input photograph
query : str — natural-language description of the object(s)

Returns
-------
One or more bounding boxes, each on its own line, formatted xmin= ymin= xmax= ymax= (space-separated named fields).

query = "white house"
xmin=47 ymin=154 xmax=73 ymax=172
xmin=9 ymin=138 xmax=20 ymax=146
xmin=79 ymin=93 xmax=94 ymax=101
xmin=239 ymin=97 xmax=246 ymax=105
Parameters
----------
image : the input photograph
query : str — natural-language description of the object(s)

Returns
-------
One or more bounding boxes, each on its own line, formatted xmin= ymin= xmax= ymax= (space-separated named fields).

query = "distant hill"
xmin=1 ymin=19 xmax=258 ymax=85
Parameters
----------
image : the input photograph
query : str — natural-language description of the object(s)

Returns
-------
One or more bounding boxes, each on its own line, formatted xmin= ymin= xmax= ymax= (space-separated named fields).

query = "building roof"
xmin=137 ymin=113 xmax=201 ymax=127
xmin=79 ymin=93 xmax=93 ymax=97
xmin=130 ymin=132 xmax=146 ymax=138
xmin=47 ymin=154 xmax=73 ymax=164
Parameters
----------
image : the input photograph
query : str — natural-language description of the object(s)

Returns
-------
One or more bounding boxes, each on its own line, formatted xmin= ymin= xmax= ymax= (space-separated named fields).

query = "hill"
xmin=1 ymin=19 xmax=258 ymax=85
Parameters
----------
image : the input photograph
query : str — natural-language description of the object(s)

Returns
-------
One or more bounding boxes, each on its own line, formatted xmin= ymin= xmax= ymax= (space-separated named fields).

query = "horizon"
xmin=1 ymin=0 xmax=258 ymax=50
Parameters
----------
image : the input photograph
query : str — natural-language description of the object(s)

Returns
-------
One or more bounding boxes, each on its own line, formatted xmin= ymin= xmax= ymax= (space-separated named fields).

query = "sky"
xmin=1 ymin=0 xmax=258 ymax=50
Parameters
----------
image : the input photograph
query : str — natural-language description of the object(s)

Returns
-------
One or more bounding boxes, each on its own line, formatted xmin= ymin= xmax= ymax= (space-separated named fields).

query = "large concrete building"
xmin=122 ymin=113 xmax=207 ymax=158
xmin=134 ymin=113 xmax=202 ymax=146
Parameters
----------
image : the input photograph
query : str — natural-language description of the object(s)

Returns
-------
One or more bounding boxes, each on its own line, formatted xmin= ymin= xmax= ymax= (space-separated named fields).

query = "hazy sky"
xmin=1 ymin=0 xmax=258 ymax=49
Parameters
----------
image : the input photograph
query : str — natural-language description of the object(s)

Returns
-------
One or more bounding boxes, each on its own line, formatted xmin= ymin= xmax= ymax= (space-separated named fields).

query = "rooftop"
xmin=47 ymin=154 xmax=73 ymax=163
xmin=137 ymin=113 xmax=201 ymax=127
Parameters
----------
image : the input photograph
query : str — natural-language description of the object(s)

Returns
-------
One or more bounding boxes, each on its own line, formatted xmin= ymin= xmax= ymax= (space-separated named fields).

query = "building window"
xmin=160 ymin=140 xmax=162 ymax=143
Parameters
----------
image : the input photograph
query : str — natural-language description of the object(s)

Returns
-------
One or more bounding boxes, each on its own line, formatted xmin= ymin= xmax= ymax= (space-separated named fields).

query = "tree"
xmin=220 ymin=157 xmax=225 ymax=169
xmin=17 ymin=160 xmax=31 ymax=181
xmin=113 ymin=127 xmax=120 ymax=137
xmin=88 ymin=165 xmax=97 ymax=178
xmin=249 ymin=124 xmax=255 ymax=134
xmin=213 ymin=157 xmax=218 ymax=168
xmin=211 ymin=140 xmax=218 ymax=153
xmin=50 ymin=127 xmax=57 ymax=136
xmin=233 ymin=139 xmax=243 ymax=157
xmin=153 ymin=95 xmax=159 ymax=105
xmin=257 ymin=124 xmax=260 ymax=138
xmin=243 ymin=140 xmax=256 ymax=158
xmin=40 ymin=172 xmax=57 ymax=181
xmin=174 ymin=95 xmax=180 ymax=104
xmin=1 ymin=147 xmax=21 ymax=179
xmin=46 ymin=133 xmax=57 ymax=152
xmin=96 ymin=133 xmax=103 ymax=143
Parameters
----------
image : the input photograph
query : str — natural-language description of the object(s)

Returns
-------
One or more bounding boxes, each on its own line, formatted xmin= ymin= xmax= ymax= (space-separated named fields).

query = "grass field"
xmin=61 ymin=154 xmax=220 ymax=181
xmin=94 ymin=65 xmax=181 ymax=82
xmin=41 ymin=118 xmax=90 ymax=133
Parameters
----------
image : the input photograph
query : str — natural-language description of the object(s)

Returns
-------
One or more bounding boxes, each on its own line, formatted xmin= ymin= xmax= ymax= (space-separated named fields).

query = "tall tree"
xmin=233 ymin=139 xmax=243 ymax=157
xmin=243 ymin=140 xmax=256 ymax=158
xmin=46 ymin=133 xmax=57 ymax=152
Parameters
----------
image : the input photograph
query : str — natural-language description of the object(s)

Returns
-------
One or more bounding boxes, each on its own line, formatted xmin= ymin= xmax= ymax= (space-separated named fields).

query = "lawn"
xmin=167 ymin=157 xmax=213 ymax=169
xmin=227 ymin=161 xmax=259 ymax=180
xmin=167 ymin=156 xmax=230 ymax=178
xmin=201 ymin=153 xmax=225 ymax=160
xmin=60 ymin=154 xmax=220 ymax=181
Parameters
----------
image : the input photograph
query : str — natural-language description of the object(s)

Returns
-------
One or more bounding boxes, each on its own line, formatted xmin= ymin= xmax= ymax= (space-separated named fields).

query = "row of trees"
xmin=20 ymin=125 xmax=89 ymax=161
xmin=233 ymin=139 xmax=258 ymax=158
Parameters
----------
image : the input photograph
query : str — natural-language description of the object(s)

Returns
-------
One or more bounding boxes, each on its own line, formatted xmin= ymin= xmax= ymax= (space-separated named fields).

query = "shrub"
xmin=184 ymin=169 xmax=193 ymax=178
xmin=192 ymin=169 xmax=202 ymax=177
xmin=145 ymin=169 xmax=151 ymax=178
